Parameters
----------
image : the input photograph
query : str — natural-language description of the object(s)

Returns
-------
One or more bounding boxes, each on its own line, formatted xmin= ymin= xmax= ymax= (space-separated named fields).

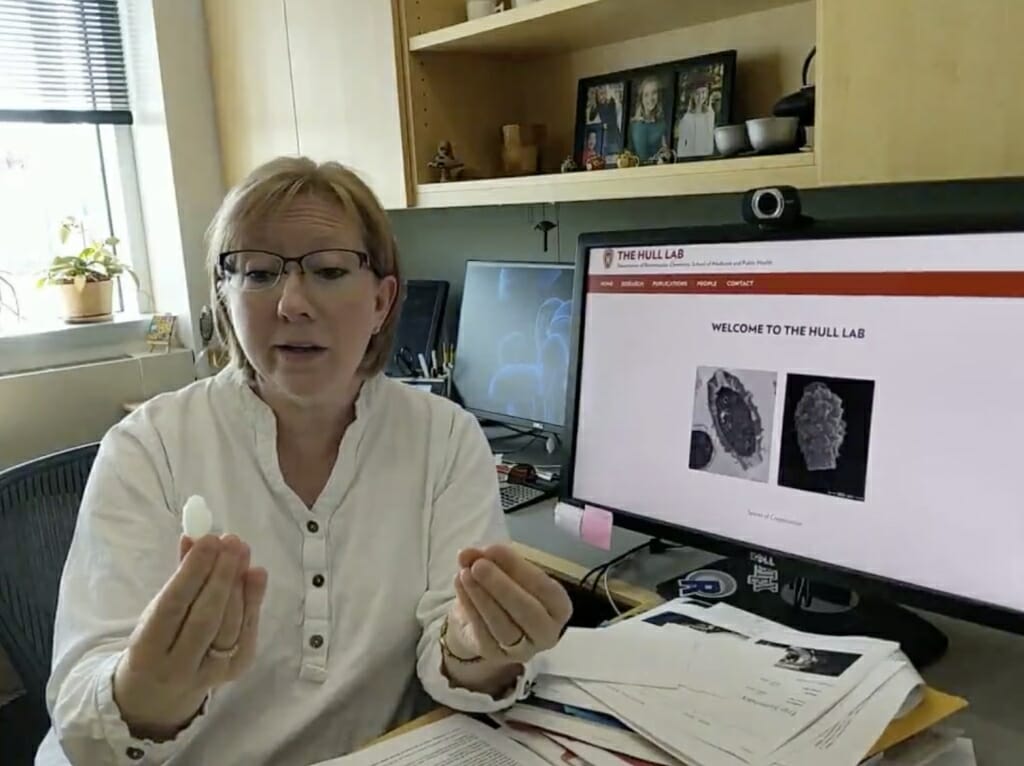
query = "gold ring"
xmin=206 ymin=642 xmax=240 ymax=660
xmin=498 ymin=632 xmax=527 ymax=654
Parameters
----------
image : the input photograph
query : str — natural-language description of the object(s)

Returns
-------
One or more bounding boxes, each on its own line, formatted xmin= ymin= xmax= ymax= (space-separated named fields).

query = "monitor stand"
xmin=656 ymin=554 xmax=949 ymax=669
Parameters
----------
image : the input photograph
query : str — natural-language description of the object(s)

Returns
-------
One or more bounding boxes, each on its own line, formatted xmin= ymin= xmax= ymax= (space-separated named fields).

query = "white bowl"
xmin=746 ymin=117 xmax=799 ymax=153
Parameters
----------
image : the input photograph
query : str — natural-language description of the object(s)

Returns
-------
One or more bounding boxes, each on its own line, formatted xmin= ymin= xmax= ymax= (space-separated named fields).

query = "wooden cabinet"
xmin=817 ymin=0 xmax=1024 ymax=186
xmin=204 ymin=0 xmax=298 ymax=188
xmin=205 ymin=0 xmax=1024 ymax=210
xmin=203 ymin=0 xmax=411 ymax=208
xmin=286 ymin=0 xmax=411 ymax=209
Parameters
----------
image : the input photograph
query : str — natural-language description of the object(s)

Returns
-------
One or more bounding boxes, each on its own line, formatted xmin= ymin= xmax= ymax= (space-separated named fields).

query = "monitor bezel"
xmin=454 ymin=259 xmax=575 ymax=434
xmin=562 ymin=214 xmax=1024 ymax=636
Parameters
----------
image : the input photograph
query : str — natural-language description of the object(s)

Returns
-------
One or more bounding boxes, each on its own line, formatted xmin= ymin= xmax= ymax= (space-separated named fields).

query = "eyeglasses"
xmin=218 ymin=248 xmax=375 ymax=292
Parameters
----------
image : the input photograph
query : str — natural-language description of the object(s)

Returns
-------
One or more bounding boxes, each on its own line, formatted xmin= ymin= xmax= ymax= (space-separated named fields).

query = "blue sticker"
xmin=677 ymin=569 xmax=738 ymax=599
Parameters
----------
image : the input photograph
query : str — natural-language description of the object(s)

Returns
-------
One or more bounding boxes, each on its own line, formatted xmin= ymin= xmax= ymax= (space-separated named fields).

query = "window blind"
xmin=0 ymin=0 xmax=132 ymax=124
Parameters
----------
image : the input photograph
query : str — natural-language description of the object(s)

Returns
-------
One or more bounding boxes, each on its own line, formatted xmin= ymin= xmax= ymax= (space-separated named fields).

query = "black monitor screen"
xmin=454 ymin=261 xmax=574 ymax=429
xmin=386 ymin=280 xmax=447 ymax=376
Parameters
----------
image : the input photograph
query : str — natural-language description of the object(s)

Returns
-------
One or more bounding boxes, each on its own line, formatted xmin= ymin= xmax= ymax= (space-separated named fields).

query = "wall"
xmin=127 ymin=0 xmax=226 ymax=351
xmin=390 ymin=179 xmax=1024 ymax=336
xmin=0 ymin=350 xmax=196 ymax=470
xmin=0 ymin=1 xmax=221 ymax=469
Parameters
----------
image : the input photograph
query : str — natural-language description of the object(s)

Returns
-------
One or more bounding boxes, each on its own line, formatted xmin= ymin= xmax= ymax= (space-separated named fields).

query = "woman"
xmin=37 ymin=157 xmax=573 ymax=765
xmin=628 ymin=76 xmax=669 ymax=163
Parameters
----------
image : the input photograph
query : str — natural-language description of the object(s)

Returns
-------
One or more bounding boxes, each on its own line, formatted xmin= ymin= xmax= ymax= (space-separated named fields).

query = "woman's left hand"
xmin=446 ymin=544 xmax=573 ymax=665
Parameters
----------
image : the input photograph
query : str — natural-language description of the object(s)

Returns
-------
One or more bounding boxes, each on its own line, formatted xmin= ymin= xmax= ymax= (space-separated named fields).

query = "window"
xmin=0 ymin=0 xmax=147 ymax=334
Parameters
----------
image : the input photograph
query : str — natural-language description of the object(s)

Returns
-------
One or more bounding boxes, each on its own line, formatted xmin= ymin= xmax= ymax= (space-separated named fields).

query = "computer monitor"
xmin=453 ymin=260 xmax=574 ymax=432
xmin=386 ymin=279 xmax=448 ymax=377
xmin=563 ymin=218 xmax=1024 ymax=665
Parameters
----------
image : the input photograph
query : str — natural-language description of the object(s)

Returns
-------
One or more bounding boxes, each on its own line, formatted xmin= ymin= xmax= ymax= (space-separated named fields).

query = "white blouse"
xmin=37 ymin=371 xmax=534 ymax=766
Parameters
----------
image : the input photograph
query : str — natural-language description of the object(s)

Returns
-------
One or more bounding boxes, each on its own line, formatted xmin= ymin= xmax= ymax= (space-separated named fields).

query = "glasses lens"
xmin=304 ymin=249 xmax=366 ymax=285
xmin=224 ymin=251 xmax=283 ymax=291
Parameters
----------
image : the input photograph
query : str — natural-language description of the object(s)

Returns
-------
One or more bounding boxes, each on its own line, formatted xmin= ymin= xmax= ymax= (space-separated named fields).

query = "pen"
xmin=431 ymin=349 xmax=439 ymax=377
xmin=417 ymin=352 xmax=431 ymax=379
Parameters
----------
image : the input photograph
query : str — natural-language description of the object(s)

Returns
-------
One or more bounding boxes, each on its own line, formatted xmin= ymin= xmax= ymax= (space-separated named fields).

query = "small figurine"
xmin=584 ymin=154 xmax=606 ymax=171
xmin=428 ymin=141 xmax=464 ymax=182
xmin=559 ymin=155 xmax=578 ymax=173
xmin=616 ymin=149 xmax=640 ymax=169
xmin=653 ymin=145 xmax=676 ymax=165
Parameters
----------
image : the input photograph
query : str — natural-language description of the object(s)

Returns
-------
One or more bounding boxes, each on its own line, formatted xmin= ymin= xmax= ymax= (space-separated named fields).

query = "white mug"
xmin=466 ymin=0 xmax=502 ymax=20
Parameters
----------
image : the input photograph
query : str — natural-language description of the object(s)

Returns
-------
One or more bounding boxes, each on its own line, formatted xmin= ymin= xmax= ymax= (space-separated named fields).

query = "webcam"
xmin=742 ymin=186 xmax=805 ymax=228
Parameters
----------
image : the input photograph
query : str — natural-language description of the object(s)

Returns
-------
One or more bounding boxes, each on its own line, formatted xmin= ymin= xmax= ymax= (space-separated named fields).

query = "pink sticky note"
xmin=580 ymin=505 xmax=613 ymax=550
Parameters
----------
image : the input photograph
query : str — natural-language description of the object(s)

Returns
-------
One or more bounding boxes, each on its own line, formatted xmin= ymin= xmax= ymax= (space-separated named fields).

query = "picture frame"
xmin=572 ymin=50 xmax=737 ymax=169
xmin=573 ymin=75 xmax=627 ymax=167
xmin=672 ymin=50 xmax=738 ymax=162
xmin=625 ymin=66 xmax=676 ymax=165
xmin=145 ymin=312 xmax=177 ymax=353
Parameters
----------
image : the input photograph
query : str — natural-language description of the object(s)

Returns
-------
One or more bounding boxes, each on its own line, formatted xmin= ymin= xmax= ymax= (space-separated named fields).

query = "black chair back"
xmin=0 ymin=444 xmax=99 ymax=759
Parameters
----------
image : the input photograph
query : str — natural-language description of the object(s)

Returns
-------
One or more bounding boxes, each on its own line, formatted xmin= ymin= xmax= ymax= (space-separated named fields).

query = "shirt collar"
xmin=216 ymin=366 xmax=383 ymax=432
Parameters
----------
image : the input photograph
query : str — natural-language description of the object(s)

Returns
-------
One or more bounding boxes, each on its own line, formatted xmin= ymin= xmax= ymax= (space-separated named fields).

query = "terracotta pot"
xmin=58 ymin=279 xmax=114 ymax=322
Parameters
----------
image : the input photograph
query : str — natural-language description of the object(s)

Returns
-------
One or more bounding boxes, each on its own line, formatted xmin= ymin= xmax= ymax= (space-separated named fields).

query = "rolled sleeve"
xmin=85 ymin=652 xmax=208 ymax=766
xmin=43 ymin=418 xmax=198 ymax=765
xmin=414 ymin=409 xmax=533 ymax=712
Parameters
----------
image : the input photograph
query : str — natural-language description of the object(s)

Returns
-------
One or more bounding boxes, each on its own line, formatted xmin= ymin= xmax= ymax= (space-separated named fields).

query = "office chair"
xmin=0 ymin=444 xmax=99 ymax=763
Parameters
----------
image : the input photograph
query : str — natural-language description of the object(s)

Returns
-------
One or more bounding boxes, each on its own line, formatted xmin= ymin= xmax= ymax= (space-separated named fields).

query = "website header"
xmin=587 ymin=231 xmax=1024 ymax=276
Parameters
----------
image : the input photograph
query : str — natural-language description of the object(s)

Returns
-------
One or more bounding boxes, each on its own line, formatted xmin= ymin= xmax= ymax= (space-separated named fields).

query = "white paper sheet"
xmin=769 ymin=658 xmax=913 ymax=766
xmin=499 ymin=722 xmax=590 ymax=766
xmin=496 ymin=702 xmax=679 ymax=765
xmin=556 ymin=598 xmax=907 ymax=765
xmin=535 ymin=625 xmax=685 ymax=688
xmin=312 ymin=714 xmax=550 ymax=766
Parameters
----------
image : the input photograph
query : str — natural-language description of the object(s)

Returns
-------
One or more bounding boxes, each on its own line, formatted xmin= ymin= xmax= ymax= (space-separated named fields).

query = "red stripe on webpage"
xmin=588 ymin=272 xmax=1024 ymax=298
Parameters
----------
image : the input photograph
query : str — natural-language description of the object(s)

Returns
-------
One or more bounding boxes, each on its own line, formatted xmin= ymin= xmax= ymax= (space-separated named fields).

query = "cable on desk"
xmin=579 ymin=539 xmax=688 ymax=596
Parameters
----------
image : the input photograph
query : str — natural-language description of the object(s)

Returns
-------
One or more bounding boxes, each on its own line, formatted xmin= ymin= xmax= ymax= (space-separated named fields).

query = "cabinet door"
xmin=285 ymin=0 xmax=410 ymax=209
xmin=204 ymin=0 xmax=299 ymax=188
xmin=818 ymin=0 xmax=1024 ymax=186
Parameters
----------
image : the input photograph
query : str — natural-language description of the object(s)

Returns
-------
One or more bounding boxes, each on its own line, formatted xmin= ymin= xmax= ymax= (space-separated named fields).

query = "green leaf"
xmin=88 ymin=262 xmax=109 ymax=277
xmin=36 ymin=276 xmax=48 ymax=289
xmin=104 ymin=236 xmax=119 ymax=247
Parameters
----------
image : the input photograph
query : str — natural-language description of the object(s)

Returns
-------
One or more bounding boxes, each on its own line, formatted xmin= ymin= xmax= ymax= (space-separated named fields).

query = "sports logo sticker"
xmin=676 ymin=569 xmax=738 ymax=599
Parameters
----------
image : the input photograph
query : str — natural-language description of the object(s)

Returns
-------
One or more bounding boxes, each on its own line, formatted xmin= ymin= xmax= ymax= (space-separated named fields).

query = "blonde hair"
xmin=206 ymin=156 xmax=402 ymax=378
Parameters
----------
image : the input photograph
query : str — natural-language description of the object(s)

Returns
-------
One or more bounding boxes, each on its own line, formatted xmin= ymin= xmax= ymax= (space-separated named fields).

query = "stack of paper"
xmin=496 ymin=599 xmax=956 ymax=766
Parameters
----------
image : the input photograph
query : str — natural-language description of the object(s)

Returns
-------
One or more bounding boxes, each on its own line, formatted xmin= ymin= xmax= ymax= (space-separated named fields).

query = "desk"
xmin=506 ymin=498 xmax=1024 ymax=765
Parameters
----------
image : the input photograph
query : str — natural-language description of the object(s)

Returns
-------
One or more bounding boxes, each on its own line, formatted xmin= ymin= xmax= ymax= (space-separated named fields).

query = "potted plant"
xmin=38 ymin=217 xmax=139 ymax=323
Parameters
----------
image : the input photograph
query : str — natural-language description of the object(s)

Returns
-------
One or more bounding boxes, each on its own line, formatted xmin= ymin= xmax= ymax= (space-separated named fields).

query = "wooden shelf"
xmin=408 ymin=0 xmax=805 ymax=55
xmin=416 ymin=152 xmax=817 ymax=207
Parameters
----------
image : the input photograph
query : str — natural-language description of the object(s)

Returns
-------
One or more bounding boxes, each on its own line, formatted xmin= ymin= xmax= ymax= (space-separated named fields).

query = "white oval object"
xmin=182 ymin=495 xmax=213 ymax=539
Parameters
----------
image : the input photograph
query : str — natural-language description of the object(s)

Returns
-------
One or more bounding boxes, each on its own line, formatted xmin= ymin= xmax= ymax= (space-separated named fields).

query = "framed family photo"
xmin=573 ymin=50 xmax=737 ymax=170
xmin=673 ymin=50 xmax=737 ymax=161
xmin=626 ymin=68 xmax=675 ymax=164
xmin=574 ymin=76 xmax=626 ymax=166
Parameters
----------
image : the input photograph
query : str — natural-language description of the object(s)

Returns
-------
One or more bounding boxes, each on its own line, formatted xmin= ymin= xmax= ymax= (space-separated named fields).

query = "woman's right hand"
xmin=112 ymin=534 xmax=268 ymax=741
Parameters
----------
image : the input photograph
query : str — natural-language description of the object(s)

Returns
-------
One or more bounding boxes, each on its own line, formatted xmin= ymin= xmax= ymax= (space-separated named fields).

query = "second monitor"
xmin=453 ymin=260 xmax=574 ymax=433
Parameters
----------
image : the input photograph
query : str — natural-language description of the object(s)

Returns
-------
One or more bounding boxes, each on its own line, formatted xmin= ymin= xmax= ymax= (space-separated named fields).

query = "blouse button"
xmin=306 ymin=520 xmax=319 ymax=534
xmin=126 ymin=747 xmax=145 ymax=760
xmin=310 ymin=634 xmax=324 ymax=649
xmin=312 ymin=574 xmax=325 ymax=588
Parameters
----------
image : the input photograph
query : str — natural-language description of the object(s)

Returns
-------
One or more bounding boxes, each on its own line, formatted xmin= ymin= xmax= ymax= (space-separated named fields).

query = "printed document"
xmin=312 ymin=714 xmax=550 ymax=766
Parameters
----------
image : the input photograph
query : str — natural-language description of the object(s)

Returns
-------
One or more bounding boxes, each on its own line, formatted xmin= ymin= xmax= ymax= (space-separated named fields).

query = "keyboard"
xmin=499 ymin=483 xmax=550 ymax=513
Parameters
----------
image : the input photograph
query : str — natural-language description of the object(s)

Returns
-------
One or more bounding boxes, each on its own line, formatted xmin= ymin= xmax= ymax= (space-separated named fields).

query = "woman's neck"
xmin=257 ymin=379 xmax=361 ymax=456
